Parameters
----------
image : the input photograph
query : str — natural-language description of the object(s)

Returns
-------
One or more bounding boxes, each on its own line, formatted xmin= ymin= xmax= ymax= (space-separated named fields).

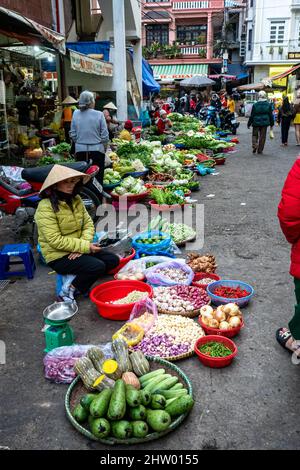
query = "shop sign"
xmin=43 ymin=72 xmax=58 ymax=80
xmin=69 ymin=50 xmax=113 ymax=77
xmin=288 ymin=52 xmax=300 ymax=60
xmin=155 ymin=73 xmax=195 ymax=80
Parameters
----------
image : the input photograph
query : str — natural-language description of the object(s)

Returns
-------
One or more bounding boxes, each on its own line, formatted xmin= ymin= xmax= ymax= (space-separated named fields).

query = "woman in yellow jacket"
xmin=35 ymin=165 xmax=119 ymax=302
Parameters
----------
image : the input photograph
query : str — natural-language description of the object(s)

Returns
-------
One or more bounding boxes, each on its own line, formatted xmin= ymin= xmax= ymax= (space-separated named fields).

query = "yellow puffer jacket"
xmin=34 ymin=195 xmax=95 ymax=263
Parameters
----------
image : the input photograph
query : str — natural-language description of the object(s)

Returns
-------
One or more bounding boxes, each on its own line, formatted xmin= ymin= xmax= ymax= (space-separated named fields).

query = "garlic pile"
xmin=200 ymin=303 xmax=243 ymax=330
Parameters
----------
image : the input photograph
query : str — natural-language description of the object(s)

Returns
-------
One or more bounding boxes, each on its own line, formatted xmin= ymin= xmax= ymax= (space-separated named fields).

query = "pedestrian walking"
xmin=34 ymin=165 xmax=119 ymax=302
xmin=70 ymin=91 xmax=109 ymax=188
xmin=277 ymin=96 xmax=293 ymax=146
xmin=276 ymin=159 xmax=300 ymax=358
xmin=247 ymin=90 xmax=274 ymax=154
xmin=293 ymin=90 xmax=300 ymax=146
xmin=61 ymin=96 xmax=77 ymax=144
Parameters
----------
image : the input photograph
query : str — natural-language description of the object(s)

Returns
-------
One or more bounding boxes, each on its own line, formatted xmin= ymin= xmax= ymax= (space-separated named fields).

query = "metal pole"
xmin=112 ymin=0 xmax=127 ymax=122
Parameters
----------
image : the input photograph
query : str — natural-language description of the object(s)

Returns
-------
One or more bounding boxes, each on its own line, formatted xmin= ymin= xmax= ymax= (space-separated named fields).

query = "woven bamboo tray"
xmin=161 ymin=349 xmax=195 ymax=362
xmin=158 ymin=299 xmax=210 ymax=318
xmin=65 ymin=356 xmax=193 ymax=445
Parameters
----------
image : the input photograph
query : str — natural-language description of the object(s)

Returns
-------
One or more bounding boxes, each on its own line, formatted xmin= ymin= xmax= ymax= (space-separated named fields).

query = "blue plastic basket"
xmin=103 ymin=180 xmax=122 ymax=190
xmin=207 ymin=280 xmax=254 ymax=308
xmin=175 ymin=143 xmax=185 ymax=149
xmin=124 ymin=169 xmax=149 ymax=178
xmin=132 ymin=231 xmax=172 ymax=255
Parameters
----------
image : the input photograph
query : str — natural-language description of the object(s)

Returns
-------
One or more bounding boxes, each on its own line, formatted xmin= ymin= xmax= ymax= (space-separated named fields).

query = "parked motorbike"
xmin=0 ymin=161 xmax=109 ymax=240
xmin=219 ymin=108 xmax=240 ymax=135
xmin=199 ymin=105 xmax=221 ymax=128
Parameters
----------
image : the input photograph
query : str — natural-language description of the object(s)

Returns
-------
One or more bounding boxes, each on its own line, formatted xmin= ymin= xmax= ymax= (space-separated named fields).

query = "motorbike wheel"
xmin=231 ymin=128 xmax=237 ymax=135
xmin=80 ymin=187 xmax=100 ymax=221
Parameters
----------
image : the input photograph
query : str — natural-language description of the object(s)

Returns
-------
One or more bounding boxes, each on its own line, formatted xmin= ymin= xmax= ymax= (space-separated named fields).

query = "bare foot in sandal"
xmin=276 ymin=328 xmax=300 ymax=356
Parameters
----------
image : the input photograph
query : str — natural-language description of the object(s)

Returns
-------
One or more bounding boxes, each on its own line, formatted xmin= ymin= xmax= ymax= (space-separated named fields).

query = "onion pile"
xmin=200 ymin=303 xmax=243 ymax=330
xmin=132 ymin=314 xmax=205 ymax=358
xmin=153 ymin=285 xmax=210 ymax=313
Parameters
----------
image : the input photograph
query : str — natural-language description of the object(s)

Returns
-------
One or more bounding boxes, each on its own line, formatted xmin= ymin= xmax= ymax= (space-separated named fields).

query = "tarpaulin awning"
xmin=127 ymin=49 xmax=160 ymax=96
xmin=66 ymin=42 xmax=110 ymax=62
xmin=268 ymin=63 xmax=300 ymax=81
xmin=237 ymin=82 xmax=286 ymax=92
xmin=152 ymin=63 xmax=208 ymax=80
xmin=0 ymin=7 xmax=65 ymax=54
xmin=142 ymin=59 xmax=160 ymax=95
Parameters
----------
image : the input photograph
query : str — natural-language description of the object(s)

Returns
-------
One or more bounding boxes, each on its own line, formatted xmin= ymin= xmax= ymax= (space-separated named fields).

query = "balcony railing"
xmin=173 ymin=1 xmax=210 ymax=9
xmin=179 ymin=44 xmax=207 ymax=56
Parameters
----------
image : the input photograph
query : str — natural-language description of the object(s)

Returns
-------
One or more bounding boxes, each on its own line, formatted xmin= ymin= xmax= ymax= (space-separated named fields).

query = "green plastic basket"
xmin=65 ymin=356 xmax=193 ymax=445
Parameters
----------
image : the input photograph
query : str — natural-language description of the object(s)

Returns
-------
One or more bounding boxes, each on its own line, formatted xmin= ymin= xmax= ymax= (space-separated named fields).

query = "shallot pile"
xmin=153 ymin=285 xmax=210 ymax=313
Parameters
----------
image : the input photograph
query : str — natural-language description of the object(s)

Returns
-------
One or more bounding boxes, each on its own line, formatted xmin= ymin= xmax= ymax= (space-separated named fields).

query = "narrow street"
xmin=1 ymin=120 xmax=300 ymax=450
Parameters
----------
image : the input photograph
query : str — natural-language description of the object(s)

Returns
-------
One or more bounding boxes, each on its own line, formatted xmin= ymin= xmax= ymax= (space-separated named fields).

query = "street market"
xmin=1 ymin=0 xmax=300 ymax=456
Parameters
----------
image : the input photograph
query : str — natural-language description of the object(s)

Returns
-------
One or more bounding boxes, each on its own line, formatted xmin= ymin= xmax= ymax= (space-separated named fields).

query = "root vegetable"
xmin=219 ymin=321 xmax=230 ymax=330
xmin=208 ymin=318 xmax=219 ymax=329
xmin=214 ymin=309 xmax=226 ymax=323
xmin=229 ymin=316 xmax=241 ymax=328
xmin=200 ymin=305 xmax=214 ymax=316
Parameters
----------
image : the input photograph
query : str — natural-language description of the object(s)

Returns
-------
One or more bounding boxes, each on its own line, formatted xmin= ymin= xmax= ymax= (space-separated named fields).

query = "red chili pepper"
xmin=214 ymin=285 xmax=250 ymax=299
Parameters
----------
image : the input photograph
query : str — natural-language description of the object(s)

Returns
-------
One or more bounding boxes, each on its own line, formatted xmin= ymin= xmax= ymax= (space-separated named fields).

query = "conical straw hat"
xmin=62 ymin=96 xmax=78 ymax=105
xmin=103 ymin=101 xmax=117 ymax=110
xmin=40 ymin=164 xmax=91 ymax=194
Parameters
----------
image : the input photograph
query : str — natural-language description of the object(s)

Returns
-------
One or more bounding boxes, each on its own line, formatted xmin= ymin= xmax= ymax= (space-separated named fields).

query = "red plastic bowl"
xmin=149 ymin=200 xmax=184 ymax=212
xmin=90 ymin=280 xmax=153 ymax=321
xmin=111 ymin=191 xmax=149 ymax=202
xmin=108 ymin=248 xmax=136 ymax=275
xmin=194 ymin=335 xmax=237 ymax=368
xmin=198 ymin=316 xmax=244 ymax=338
xmin=192 ymin=272 xmax=221 ymax=290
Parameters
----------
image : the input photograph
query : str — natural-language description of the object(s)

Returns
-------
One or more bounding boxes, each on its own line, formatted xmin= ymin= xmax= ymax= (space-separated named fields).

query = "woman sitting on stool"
xmin=34 ymin=165 xmax=119 ymax=302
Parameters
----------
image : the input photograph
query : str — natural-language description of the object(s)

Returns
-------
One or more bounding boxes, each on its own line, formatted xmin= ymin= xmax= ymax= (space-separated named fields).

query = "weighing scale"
xmin=42 ymin=302 xmax=78 ymax=353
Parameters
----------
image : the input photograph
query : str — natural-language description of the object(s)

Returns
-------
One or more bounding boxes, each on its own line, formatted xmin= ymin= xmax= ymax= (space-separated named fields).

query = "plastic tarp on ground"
xmin=142 ymin=58 xmax=160 ymax=96
xmin=66 ymin=41 xmax=110 ymax=62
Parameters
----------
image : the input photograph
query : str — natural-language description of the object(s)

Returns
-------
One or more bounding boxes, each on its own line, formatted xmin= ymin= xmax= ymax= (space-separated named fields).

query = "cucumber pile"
xmin=72 ymin=368 xmax=194 ymax=441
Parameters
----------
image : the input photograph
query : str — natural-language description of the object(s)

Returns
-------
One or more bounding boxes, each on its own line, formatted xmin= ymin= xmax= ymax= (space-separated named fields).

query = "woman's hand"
xmin=68 ymin=252 xmax=82 ymax=260
xmin=90 ymin=243 xmax=102 ymax=254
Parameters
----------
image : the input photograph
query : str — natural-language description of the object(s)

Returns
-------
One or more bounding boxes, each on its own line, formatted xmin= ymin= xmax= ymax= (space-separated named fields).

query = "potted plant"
xmin=278 ymin=46 xmax=283 ymax=55
xmin=198 ymin=35 xmax=206 ymax=45
xmin=198 ymin=48 xmax=206 ymax=59
xmin=269 ymin=46 xmax=274 ymax=55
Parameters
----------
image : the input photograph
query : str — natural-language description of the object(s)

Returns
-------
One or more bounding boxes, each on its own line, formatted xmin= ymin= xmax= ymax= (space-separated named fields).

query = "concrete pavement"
xmin=1 ymin=121 xmax=300 ymax=450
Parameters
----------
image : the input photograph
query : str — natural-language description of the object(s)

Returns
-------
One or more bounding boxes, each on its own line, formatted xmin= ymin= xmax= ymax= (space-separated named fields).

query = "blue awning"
xmin=227 ymin=63 xmax=249 ymax=80
xmin=142 ymin=58 xmax=160 ymax=95
xmin=66 ymin=41 xmax=110 ymax=62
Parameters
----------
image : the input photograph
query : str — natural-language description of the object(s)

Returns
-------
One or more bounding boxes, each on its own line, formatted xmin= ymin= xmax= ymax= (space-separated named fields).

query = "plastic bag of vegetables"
xmin=145 ymin=260 xmax=194 ymax=287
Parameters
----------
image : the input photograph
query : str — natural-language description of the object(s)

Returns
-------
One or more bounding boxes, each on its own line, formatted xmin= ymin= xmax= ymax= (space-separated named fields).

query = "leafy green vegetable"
xmin=150 ymin=188 xmax=185 ymax=205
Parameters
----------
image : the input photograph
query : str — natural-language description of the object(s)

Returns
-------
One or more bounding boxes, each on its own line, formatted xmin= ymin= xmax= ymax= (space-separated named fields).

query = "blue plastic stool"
xmin=0 ymin=243 xmax=36 ymax=280
xmin=56 ymin=274 xmax=64 ymax=296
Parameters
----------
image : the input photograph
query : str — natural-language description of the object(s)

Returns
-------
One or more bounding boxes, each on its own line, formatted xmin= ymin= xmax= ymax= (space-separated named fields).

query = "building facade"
xmin=63 ymin=0 xmax=143 ymax=121
xmin=141 ymin=0 xmax=225 ymax=82
xmin=0 ymin=0 xmax=53 ymax=28
xmin=245 ymin=0 xmax=300 ymax=84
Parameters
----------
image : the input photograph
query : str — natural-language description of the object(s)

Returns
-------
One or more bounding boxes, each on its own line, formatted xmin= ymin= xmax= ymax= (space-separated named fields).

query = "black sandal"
xmin=276 ymin=328 xmax=294 ymax=352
